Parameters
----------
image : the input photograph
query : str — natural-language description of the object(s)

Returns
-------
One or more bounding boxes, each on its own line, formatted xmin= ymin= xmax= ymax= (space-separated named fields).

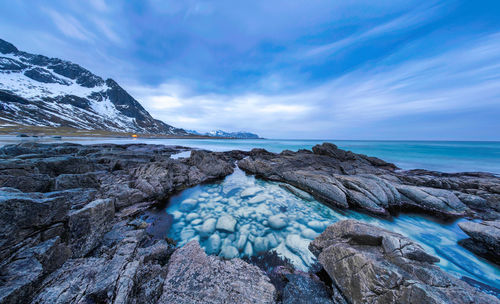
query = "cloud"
xmin=303 ymin=3 xmax=442 ymax=58
xmin=128 ymin=32 xmax=500 ymax=139
xmin=45 ymin=9 xmax=95 ymax=42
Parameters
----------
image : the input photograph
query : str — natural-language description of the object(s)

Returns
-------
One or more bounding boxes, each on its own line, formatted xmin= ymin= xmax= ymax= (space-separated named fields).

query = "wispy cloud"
xmin=304 ymin=4 xmax=442 ymax=58
xmin=44 ymin=9 xmax=95 ymax=42
xmin=129 ymin=32 xmax=500 ymax=138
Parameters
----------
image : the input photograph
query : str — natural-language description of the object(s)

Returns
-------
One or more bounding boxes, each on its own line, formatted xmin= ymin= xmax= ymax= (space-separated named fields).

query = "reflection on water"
xmin=162 ymin=168 xmax=500 ymax=289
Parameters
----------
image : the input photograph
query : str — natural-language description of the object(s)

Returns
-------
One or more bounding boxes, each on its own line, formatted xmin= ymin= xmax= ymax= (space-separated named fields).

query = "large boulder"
xmin=458 ymin=220 xmax=500 ymax=264
xmin=309 ymin=220 xmax=499 ymax=304
xmin=158 ymin=241 xmax=276 ymax=303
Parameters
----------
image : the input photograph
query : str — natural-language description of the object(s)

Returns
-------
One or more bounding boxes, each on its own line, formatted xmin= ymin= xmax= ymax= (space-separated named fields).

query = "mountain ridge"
xmin=0 ymin=38 xmax=187 ymax=135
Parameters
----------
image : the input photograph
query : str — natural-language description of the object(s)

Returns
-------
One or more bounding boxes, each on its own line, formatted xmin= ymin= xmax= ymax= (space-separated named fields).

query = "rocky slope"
xmin=0 ymin=39 xmax=187 ymax=135
xmin=0 ymin=142 xmax=498 ymax=303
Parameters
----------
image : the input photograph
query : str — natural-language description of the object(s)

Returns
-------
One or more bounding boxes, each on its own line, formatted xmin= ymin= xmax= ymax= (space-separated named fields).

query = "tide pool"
xmin=156 ymin=167 xmax=500 ymax=290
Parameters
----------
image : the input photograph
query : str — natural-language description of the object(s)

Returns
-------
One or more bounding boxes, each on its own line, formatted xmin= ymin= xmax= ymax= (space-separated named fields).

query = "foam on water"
xmin=164 ymin=167 xmax=500 ymax=289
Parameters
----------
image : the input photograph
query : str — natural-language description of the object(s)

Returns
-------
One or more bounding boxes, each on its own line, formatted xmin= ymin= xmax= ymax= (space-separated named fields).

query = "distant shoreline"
xmin=0 ymin=125 xmax=263 ymax=140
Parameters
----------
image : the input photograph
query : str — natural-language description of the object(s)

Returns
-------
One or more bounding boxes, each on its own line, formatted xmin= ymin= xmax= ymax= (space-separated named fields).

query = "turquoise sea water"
xmin=1 ymin=136 xmax=500 ymax=174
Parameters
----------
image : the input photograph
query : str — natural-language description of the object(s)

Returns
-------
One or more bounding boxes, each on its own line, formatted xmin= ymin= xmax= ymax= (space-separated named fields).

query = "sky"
xmin=1 ymin=0 xmax=500 ymax=140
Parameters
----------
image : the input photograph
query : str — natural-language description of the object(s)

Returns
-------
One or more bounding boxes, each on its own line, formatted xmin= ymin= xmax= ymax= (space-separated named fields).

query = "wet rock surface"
xmin=309 ymin=220 xmax=500 ymax=304
xmin=458 ymin=220 xmax=500 ymax=264
xmin=238 ymin=143 xmax=500 ymax=219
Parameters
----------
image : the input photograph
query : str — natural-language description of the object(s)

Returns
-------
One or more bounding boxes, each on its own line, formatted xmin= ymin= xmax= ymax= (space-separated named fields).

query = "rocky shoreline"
xmin=0 ymin=142 xmax=499 ymax=303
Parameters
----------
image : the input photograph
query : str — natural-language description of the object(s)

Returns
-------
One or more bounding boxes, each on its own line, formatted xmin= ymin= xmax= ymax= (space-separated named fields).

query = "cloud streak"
xmin=130 ymin=32 xmax=500 ymax=139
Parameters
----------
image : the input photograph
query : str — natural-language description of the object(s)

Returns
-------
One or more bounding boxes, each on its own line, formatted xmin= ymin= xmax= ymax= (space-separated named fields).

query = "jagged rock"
xmin=396 ymin=185 xmax=467 ymax=217
xmin=0 ymin=237 xmax=70 ymax=304
xmin=238 ymin=144 xmax=500 ymax=219
xmin=309 ymin=220 xmax=499 ymax=304
xmin=54 ymin=172 xmax=100 ymax=190
xmin=458 ymin=220 xmax=500 ymax=264
xmin=158 ymin=241 xmax=276 ymax=303
xmin=282 ymin=273 xmax=334 ymax=304
xmin=68 ymin=198 xmax=115 ymax=257
xmin=31 ymin=227 xmax=143 ymax=304
xmin=0 ymin=188 xmax=70 ymax=260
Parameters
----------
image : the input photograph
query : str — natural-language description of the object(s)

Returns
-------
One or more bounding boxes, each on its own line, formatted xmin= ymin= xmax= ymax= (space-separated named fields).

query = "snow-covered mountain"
xmin=0 ymin=39 xmax=187 ymax=135
xmin=188 ymin=129 xmax=260 ymax=139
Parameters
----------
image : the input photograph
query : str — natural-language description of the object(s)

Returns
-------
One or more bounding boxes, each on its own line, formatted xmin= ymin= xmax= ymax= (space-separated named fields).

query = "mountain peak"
xmin=0 ymin=38 xmax=18 ymax=54
xmin=0 ymin=38 xmax=187 ymax=135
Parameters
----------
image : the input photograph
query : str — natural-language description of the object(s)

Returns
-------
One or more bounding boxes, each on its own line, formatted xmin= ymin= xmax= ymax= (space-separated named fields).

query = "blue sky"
xmin=1 ymin=0 xmax=500 ymax=139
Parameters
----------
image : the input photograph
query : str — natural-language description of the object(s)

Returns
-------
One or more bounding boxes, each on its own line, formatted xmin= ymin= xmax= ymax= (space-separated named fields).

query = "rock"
xmin=285 ymin=234 xmax=315 ymax=267
xmin=301 ymin=228 xmax=318 ymax=239
xmin=282 ymin=273 xmax=334 ymax=304
xmin=280 ymin=183 xmax=315 ymax=201
xmin=179 ymin=198 xmax=198 ymax=211
xmin=127 ymin=218 xmax=148 ymax=229
xmin=253 ymin=237 xmax=269 ymax=253
xmin=457 ymin=193 xmax=488 ymax=210
xmin=396 ymin=185 xmax=468 ymax=217
xmin=206 ymin=234 xmax=222 ymax=255
xmin=458 ymin=220 xmax=500 ymax=264
xmin=185 ymin=212 xmax=199 ymax=221
xmin=309 ymin=220 xmax=498 ymax=304
xmin=266 ymin=233 xmax=279 ymax=248
xmin=220 ymin=245 xmax=239 ymax=259
xmin=268 ymin=214 xmax=288 ymax=229
xmin=307 ymin=220 xmax=326 ymax=232
xmin=171 ymin=211 xmax=183 ymax=220
xmin=180 ymin=227 xmax=196 ymax=240
xmin=238 ymin=143 xmax=500 ymax=220
xmin=0 ymin=188 xmax=71 ymax=260
xmin=54 ymin=172 xmax=100 ymax=190
xmin=216 ymin=214 xmax=237 ymax=232
xmin=0 ymin=237 xmax=70 ymax=304
xmin=191 ymin=218 xmax=202 ymax=225
xmin=198 ymin=218 xmax=217 ymax=238
xmin=248 ymin=194 xmax=268 ymax=204
xmin=236 ymin=233 xmax=248 ymax=251
xmin=243 ymin=242 xmax=254 ymax=257
xmin=68 ymin=198 xmax=115 ymax=258
xmin=159 ymin=241 xmax=275 ymax=303
xmin=241 ymin=187 xmax=262 ymax=198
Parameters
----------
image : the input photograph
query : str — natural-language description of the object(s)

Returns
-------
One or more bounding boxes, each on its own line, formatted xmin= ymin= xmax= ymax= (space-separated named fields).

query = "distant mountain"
xmin=188 ymin=129 xmax=260 ymax=139
xmin=0 ymin=38 xmax=187 ymax=135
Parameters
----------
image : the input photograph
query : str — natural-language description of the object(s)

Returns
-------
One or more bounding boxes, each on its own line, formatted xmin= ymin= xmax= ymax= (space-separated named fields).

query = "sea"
xmin=1 ymin=136 xmax=500 ymax=174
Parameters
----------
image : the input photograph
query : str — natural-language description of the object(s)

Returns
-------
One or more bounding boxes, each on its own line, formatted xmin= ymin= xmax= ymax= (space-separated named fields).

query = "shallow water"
xmin=1 ymin=135 xmax=500 ymax=174
xmin=160 ymin=167 xmax=500 ymax=289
